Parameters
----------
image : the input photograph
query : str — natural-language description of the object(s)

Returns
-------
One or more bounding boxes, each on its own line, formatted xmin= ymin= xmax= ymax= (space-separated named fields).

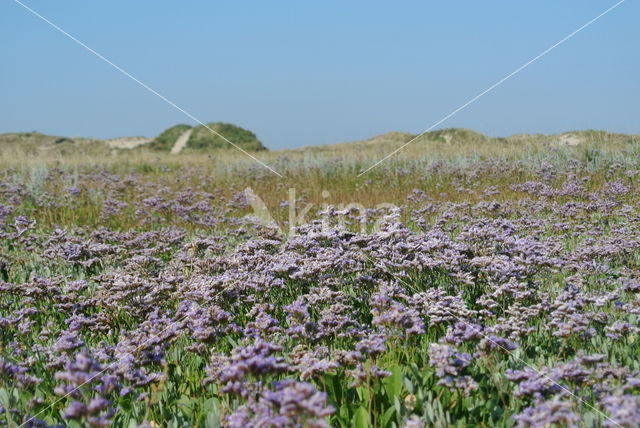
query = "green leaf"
xmin=177 ymin=396 xmax=194 ymax=418
xmin=169 ymin=415 xmax=179 ymax=428
xmin=205 ymin=412 xmax=221 ymax=428
xmin=394 ymin=396 xmax=402 ymax=420
xmin=381 ymin=405 xmax=396 ymax=428
xmin=340 ymin=403 xmax=351 ymax=422
xmin=332 ymin=374 xmax=344 ymax=403
xmin=352 ymin=406 xmax=371 ymax=428
xmin=0 ymin=388 xmax=16 ymax=428
xmin=0 ymin=388 xmax=10 ymax=407
xmin=120 ymin=397 xmax=133 ymax=413
xmin=323 ymin=373 xmax=343 ymax=404
xmin=383 ymin=365 xmax=403 ymax=399
xmin=404 ymin=378 xmax=414 ymax=394
xmin=356 ymin=387 xmax=370 ymax=403
xmin=203 ymin=397 xmax=220 ymax=413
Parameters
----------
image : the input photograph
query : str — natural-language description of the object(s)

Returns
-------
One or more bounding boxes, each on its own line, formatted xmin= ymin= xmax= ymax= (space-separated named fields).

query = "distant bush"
xmin=186 ymin=122 xmax=266 ymax=151
xmin=148 ymin=124 xmax=192 ymax=151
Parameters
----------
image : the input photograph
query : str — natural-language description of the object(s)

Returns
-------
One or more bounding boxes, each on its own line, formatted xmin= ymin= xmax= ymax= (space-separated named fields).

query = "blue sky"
xmin=1 ymin=1 xmax=638 ymax=149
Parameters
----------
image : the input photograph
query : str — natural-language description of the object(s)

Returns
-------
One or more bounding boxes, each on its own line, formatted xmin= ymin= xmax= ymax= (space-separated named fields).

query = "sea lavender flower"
xmin=53 ymin=329 xmax=85 ymax=353
xmin=227 ymin=380 xmax=334 ymax=428
xmin=601 ymin=394 xmax=640 ymax=428
xmin=402 ymin=415 xmax=424 ymax=428
xmin=602 ymin=180 xmax=630 ymax=196
xmin=289 ymin=346 xmax=340 ymax=380
xmin=54 ymin=352 xmax=118 ymax=397
xmin=477 ymin=334 xmax=519 ymax=356
xmin=371 ymin=285 xmax=424 ymax=337
xmin=428 ymin=344 xmax=472 ymax=378
xmin=355 ymin=334 xmax=387 ymax=357
xmin=514 ymin=397 xmax=579 ymax=428
xmin=437 ymin=375 xmax=478 ymax=394
xmin=345 ymin=363 xmax=391 ymax=387
xmin=62 ymin=398 xmax=115 ymax=427
xmin=53 ymin=353 xmax=117 ymax=426
xmin=13 ymin=215 xmax=36 ymax=237
xmin=605 ymin=321 xmax=639 ymax=340
xmin=505 ymin=368 xmax=563 ymax=398
xmin=244 ymin=304 xmax=283 ymax=338
xmin=67 ymin=186 xmax=81 ymax=196
xmin=442 ymin=321 xmax=483 ymax=345
xmin=19 ymin=418 xmax=66 ymax=428
xmin=205 ymin=340 xmax=290 ymax=396
xmin=411 ymin=290 xmax=475 ymax=326
xmin=0 ymin=358 xmax=42 ymax=387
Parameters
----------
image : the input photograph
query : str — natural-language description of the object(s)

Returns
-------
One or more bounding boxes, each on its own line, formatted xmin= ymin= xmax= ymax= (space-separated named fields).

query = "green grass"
xmin=147 ymin=124 xmax=193 ymax=151
xmin=186 ymin=122 xmax=266 ymax=152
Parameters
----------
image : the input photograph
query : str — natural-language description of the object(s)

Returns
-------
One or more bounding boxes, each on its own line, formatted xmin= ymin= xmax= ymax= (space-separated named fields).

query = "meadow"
xmin=1 ymin=130 xmax=640 ymax=427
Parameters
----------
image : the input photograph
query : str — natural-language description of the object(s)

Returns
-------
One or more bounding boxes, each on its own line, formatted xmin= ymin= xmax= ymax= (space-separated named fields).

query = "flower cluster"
xmin=1 ymin=157 xmax=639 ymax=426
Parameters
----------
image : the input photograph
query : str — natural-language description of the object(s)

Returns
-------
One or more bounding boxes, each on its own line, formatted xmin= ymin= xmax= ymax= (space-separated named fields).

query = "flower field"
xmin=1 ymin=146 xmax=640 ymax=427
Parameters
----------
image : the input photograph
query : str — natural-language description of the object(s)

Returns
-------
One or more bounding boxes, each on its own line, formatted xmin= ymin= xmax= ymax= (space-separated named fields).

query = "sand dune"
xmin=105 ymin=137 xmax=151 ymax=149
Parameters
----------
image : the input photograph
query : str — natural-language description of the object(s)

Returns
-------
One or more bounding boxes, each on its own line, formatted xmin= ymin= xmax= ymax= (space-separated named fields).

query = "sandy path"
xmin=170 ymin=129 xmax=193 ymax=154
xmin=557 ymin=133 xmax=583 ymax=146
xmin=106 ymin=137 xmax=151 ymax=149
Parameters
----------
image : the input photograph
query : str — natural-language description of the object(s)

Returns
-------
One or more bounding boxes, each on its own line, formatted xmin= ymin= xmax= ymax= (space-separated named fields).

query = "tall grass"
xmin=2 ymin=129 xmax=640 ymax=232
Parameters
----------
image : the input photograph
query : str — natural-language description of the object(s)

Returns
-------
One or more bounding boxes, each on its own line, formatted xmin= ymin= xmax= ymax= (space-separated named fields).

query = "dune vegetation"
xmin=1 ymin=129 xmax=640 ymax=427
xmin=143 ymin=122 xmax=266 ymax=153
xmin=147 ymin=124 xmax=193 ymax=152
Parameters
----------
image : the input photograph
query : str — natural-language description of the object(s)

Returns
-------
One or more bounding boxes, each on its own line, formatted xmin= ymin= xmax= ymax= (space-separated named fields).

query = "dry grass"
xmin=3 ymin=128 xmax=638 ymax=169
xmin=2 ymin=128 xmax=639 ymax=233
xmin=2 ymin=128 xmax=639 ymax=208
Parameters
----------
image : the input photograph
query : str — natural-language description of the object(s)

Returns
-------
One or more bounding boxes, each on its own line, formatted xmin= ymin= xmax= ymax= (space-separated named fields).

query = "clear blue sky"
xmin=1 ymin=1 xmax=638 ymax=149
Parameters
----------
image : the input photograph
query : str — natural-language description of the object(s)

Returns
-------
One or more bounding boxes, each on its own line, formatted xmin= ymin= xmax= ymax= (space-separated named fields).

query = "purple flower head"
xmin=67 ymin=186 xmax=81 ymax=196
xmin=443 ymin=321 xmax=483 ymax=345
xmin=63 ymin=401 xmax=88 ymax=420
xmin=228 ymin=380 xmax=334 ymax=428
xmin=355 ymin=334 xmax=387 ymax=357
xmin=205 ymin=340 xmax=290 ymax=396
xmin=428 ymin=343 xmax=473 ymax=379
xmin=601 ymin=394 xmax=640 ymax=428
xmin=514 ymin=397 xmax=579 ymax=428
xmin=506 ymin=368 xmax=563 ymax=398
xmin=371 ymin=285 xmax=424 ymax=337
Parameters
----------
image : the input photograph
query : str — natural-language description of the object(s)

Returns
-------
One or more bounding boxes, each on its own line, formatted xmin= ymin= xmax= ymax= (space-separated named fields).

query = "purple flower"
xmin=205 ymin=340 xmax=290 ymax=396
xmin=228 ymin=380 xmax=334 ymax=428
xmin=63 ymin=401 xmax=87 ymax=420
xmin=67 ymin=186 xmax=81 ymax=196
xmin=355 ymin=334 xmax=387 ymax=357
xmin=371 ymin=285 xmax=424 ymax=336
xmin=428 ymin=344 xmax=473 ymax=378
xmin=506 ymin=368 xmax=562 ymax=398
xmin=601 ymin=394 xmax=640 ymax=428
xmin=514 ymin=397 xmax=579 ymax=428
